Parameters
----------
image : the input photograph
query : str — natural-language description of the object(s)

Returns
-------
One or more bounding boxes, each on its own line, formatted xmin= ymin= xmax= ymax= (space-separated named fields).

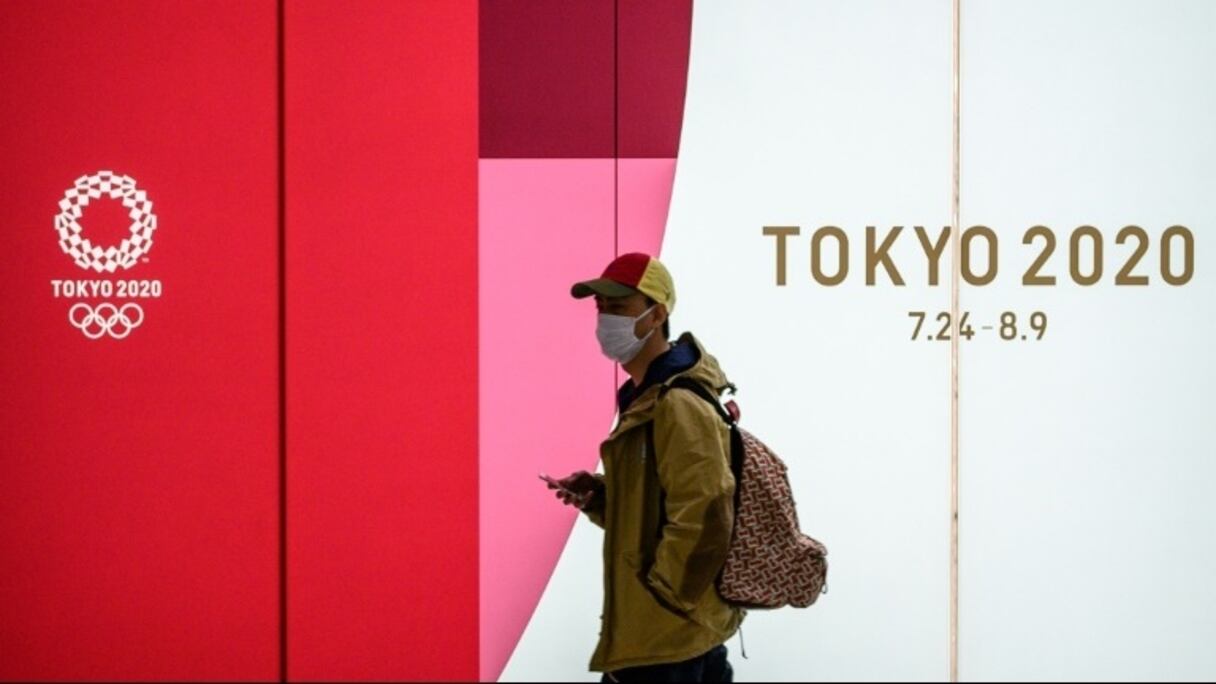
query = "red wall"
xmin=286 ymin=0 xmax=478 ymax=680
xmin=0 ymin=0 xmax=477 ymax=680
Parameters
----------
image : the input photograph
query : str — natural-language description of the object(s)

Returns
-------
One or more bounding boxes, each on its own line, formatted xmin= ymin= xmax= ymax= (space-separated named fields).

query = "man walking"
xmin=547 ymin=252 xmax=743 ymax=683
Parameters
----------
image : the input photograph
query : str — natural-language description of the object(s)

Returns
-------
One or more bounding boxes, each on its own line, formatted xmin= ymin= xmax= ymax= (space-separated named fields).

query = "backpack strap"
xmin=658 ymin=377 xmax=736 ymax=426
xmin=656 ymin=377 xmax=746 ymax=513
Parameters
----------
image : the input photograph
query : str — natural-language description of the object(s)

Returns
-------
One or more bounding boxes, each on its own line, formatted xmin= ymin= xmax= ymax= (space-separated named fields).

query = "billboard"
xmin=2 ymin=1 xmax=1213 ymax=681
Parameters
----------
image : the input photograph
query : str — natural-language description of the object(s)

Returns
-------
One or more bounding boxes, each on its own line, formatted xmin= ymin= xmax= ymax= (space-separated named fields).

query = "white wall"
xmin=503 ymin=1 xmax=1216 ymax=680
xmin=959 ymin=1 xmax=1216 ymax=680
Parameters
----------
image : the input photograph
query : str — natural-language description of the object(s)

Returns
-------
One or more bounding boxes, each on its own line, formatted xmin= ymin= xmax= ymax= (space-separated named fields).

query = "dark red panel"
xmin=618 ymin=0 xmax=693 ymax=157
xmin=0 ymin=1 xmax=279 ymax=680
xmin=285 ymin=1 xmax=479 ymax=680
xmin=479 ymin=0 xmax=614 ymax=158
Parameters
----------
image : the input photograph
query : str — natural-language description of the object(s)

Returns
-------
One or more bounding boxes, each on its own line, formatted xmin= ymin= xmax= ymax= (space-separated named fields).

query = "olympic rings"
xmin=68 ymin=302 xmax=144 ymax=340
xmin=54 ymin=171 xmax=157 ymax=273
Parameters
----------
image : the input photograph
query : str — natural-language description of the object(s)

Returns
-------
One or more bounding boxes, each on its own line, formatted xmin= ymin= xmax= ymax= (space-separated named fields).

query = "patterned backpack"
xmin=656 ymin=376 xmax=828 ymax=610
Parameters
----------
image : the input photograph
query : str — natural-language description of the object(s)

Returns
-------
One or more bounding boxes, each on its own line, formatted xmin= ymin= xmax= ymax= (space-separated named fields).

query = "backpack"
xmin=656 ymin=376 xmax=829 ymax=610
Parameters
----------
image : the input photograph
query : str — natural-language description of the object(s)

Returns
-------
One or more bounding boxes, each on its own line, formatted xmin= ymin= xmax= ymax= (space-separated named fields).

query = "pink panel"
xmin=479 ymin=159 xmax=615 ymax=681
xmin=617 ymin=158 xmax=678 ymax=257
xmin=478 ymin=157 xmax=680 ymax=680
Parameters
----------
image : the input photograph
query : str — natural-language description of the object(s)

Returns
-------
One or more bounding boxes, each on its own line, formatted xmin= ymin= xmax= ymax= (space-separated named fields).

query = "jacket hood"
xmin=663 ymin=330 xmax=731 ymax=394
xmin=609 ymin=331 xmax=732 ymax=437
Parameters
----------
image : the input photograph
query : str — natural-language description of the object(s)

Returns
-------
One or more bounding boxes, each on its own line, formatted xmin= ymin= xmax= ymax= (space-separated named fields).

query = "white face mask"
xmin=596 ymin=303 xmax=657 ymax=364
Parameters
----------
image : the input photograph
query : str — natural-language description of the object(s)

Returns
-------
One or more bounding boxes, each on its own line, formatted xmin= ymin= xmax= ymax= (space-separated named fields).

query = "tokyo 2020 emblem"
xmin=50 ymin=171 xmax=163 ymax=340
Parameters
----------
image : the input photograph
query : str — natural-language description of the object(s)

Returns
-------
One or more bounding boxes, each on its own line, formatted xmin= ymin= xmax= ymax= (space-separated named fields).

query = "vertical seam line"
xmin=950 ymin=0 xmax=962 ymax=681
xmin=613 ymin=0 xmax=619 ymax=395
xmin=277 ymin=0 xmax=288 ymax=680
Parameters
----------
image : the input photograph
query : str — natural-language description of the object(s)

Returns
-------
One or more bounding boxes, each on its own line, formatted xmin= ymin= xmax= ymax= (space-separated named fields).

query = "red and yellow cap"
xmin=570 ymin=252 xmax=676 ymax=315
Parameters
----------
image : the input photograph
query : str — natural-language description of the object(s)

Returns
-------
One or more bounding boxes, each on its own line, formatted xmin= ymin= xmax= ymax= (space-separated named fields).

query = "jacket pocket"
xmin=626 ymin=552 xmax=709 ymax=624
xmin=632 ymin=552 xmax=737 ymax=636
xmin=622 ymin=552 xmax=676 ymax=615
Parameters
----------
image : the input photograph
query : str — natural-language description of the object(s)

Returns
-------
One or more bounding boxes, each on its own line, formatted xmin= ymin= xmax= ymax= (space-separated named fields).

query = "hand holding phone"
xmin=538 ymin=472 xmax=572 ymax=493
xmin=540 ymin=470 xmax=599 ymax=509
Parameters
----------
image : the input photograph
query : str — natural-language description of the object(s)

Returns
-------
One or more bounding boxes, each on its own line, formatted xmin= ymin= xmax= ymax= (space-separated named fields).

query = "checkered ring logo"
xmin=50 ymin=170 xmax=163 ymax=340
xmin=54 ymin=171 xmax=157 ymax=272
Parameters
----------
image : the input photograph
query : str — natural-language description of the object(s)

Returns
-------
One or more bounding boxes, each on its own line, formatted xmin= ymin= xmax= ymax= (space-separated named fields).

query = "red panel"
xmin=0 ymin=1 xmax=279 ymax=680
xmin=618 ymin=0 xmax=693 ymax=157
xmin=479 ymin=0 xmax=691 ymax=159
xmin=479 ymin=0 xmax=614 ymax=158
xmin=285 ymin=1 xmax=480 ymax=680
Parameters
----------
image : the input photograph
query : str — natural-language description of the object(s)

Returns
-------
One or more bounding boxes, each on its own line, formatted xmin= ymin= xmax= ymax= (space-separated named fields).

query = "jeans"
xmin=600 ymin=643 xmax=733 ymax=683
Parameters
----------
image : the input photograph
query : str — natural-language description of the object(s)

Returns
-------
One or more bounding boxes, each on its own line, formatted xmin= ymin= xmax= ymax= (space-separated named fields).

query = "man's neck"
xmin=623 ymin=337 xmax=673 ymax=388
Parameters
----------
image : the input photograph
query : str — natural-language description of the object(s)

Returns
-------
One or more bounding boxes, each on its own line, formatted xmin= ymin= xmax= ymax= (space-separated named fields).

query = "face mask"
xmin=596 ymin=303 xmax=657 ymax=364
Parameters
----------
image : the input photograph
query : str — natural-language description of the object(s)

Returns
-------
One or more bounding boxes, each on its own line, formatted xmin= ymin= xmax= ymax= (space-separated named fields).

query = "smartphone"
xmin=538 ymin=472 xmax=569 ymax=491
xmin=540 ymin=472 xmax=584 ymax=500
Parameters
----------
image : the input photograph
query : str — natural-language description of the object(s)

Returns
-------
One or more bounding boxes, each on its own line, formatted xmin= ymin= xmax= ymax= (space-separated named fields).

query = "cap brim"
xmin=570 ymin=278 xmax=639 ymax=299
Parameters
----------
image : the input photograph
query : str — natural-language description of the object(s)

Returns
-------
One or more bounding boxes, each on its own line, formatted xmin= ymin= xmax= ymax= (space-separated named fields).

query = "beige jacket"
xmin=581 ymin=331 xmax=744 ymax=672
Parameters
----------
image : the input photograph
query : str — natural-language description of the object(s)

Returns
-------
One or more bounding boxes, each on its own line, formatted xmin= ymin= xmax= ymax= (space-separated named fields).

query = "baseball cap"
xmin=570 ymin=252 xmax=676 ymax=315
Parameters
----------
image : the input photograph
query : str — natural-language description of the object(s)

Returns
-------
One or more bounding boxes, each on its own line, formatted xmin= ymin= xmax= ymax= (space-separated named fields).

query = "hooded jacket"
xmin=580 ymin=330 xmax=745 ymax=672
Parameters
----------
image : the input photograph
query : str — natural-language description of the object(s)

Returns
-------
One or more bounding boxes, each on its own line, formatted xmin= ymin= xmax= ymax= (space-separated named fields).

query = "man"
xmin=546 ymin=252 xmax=743 ymax=683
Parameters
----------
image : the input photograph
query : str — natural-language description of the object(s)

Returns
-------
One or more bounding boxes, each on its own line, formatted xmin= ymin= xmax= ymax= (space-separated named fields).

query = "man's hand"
xmin=545 ymin=470 xmax=603 ymax=510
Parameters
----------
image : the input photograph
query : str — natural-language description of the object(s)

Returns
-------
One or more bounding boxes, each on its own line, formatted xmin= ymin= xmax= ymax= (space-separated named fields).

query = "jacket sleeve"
xmin=579 ymin=473 xmax=607 ymax=529
xmin=645 ymin=390 xmax=736 ymax=615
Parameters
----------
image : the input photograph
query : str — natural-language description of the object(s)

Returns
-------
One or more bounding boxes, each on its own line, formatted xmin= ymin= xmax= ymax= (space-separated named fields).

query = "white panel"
xmin=659 ymin=1 xmax=953 ymax=680
xmin=959 ymin=1 xmax=1216 ymax=680
xmin=500 ymin=513 xmax=608 ymax=682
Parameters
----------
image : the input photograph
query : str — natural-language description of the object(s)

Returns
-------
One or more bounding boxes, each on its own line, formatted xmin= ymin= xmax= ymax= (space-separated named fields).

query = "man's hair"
xmin=643 ymin=295 xmax=671 ymax=340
